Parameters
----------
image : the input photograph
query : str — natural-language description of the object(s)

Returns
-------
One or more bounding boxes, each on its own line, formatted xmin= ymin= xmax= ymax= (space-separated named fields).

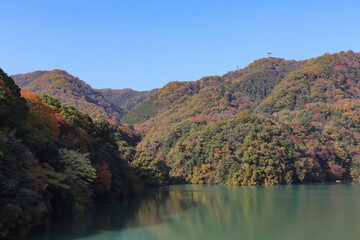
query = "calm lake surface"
xmin=26 ymin=183 xmax=360 ymax=240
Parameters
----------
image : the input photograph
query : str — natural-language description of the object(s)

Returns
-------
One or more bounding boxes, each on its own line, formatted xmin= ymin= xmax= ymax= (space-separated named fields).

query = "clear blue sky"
xmin=1 ymin=0 xmax=360 ymax=91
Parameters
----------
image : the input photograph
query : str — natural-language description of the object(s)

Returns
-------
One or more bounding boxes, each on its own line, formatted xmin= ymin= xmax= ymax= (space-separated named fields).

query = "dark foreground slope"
xmin=12 ymin=70 xmax=125 ymax=120
xmin=0 ymin=69 xmax=140 ymax=240
xmin=129 ymin=51 xmax=360 ymax=186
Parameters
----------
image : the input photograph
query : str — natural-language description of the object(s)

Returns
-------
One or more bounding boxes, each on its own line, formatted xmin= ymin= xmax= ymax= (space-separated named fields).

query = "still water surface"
xmin=26 ymin=183 xmax=360 ymax=240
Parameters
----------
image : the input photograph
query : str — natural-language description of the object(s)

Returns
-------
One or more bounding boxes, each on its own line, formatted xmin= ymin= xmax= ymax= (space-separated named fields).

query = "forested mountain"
xmin=129 ymin=51 xmax=360 ymax=186
xmin=3 ymin=51 xmax=360 ymax=239
xmin=0 ymin=69 xmax=140 ymax=239
xmin=122 ymin=58 xmax=302 ymax=124
xmin=11 ymin=70 xmax=125 ymax=120
xmin=96 ymin=88 xmax=158 ymax=112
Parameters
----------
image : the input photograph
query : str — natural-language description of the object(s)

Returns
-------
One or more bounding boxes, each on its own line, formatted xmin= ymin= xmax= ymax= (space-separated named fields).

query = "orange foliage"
xmin=334 ymin=64 xmax=347 ymax=71
xmin=191 ymin=114 xmax=214 ymax=124
xmin=21 ymin=89 xmax=60 ymax=139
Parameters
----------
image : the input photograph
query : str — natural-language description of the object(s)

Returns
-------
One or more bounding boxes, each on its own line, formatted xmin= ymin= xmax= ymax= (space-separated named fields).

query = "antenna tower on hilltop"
xmin=267 ymin=52 xmax=272 ymax=58
xmin=234 ymin=66 xmax=240 ymax=78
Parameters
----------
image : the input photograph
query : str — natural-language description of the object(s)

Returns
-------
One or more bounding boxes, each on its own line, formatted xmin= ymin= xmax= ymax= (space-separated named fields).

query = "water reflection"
xmin=26 ymin=183 xmax=360 ymax=240
xmin=26 ymin=187 xmax=198 ymax=240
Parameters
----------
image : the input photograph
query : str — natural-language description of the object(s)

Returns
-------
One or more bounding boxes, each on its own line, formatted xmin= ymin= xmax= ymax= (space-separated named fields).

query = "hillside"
xmin=129 ymin=51 xmax=360 ymax=186
xmin=0 ymin=68 xmax=140 ymax=240
xmin=6 ymin=51 xmax=360 ymax=188
xmin=12 ymin=70 xmax=125 ymax=120
xmin=122 ymin=58 xmax=302 ymax=124
xmin=96 ymin=88 xmax=158 ymax=112
xmin=3 ymin=51 xmax=360 ymax=239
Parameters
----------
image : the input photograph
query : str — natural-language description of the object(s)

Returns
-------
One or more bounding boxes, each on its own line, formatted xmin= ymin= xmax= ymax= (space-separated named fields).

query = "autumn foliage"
xmin=131 ymin=51 xmax=360 ymax=186
xmin=4 ymin=51 xmax=360 ymax=239
xmin=94 ymin=163 xmax=112 ymax=194
xmin=21 ymin=89 xmax=60 ymax=139
xmin=1 ymin=69 xmax=140 ymax=239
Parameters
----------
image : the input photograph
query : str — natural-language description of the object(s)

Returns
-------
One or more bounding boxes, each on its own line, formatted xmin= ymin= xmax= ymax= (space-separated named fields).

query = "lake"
xmin=26 ymin=183 xmax=360 ymax=240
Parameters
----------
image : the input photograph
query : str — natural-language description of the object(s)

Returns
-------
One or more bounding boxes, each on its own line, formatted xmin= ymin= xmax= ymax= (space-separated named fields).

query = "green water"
xmin=26 ymin=183 xmax=360 ymax=240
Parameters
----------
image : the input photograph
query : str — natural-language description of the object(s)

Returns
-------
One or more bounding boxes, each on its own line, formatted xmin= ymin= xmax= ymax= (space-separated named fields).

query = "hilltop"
xmin=12 ymin=70 xmax=125 ymax=120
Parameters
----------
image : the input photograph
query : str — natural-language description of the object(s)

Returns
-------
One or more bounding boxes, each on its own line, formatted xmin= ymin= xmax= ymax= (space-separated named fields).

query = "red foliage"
xmin=329 ymin=163 xmax=343 ymax=180
xmin=269 ymin=69 xmax=278 ymax=76
xmin=318 ymin=146 xmax=336 ymax=161
xmin=288 ymin=134 xmax=303 ymax=144
xmin=334 ymin=64 xmax=347 ymax=71
xmin=145 ymin=123 xmax=156 ymax=132
xmin=191 ymin=114 xmax=214 ymax=124
xmin=94 ymin=163 xmax=112 ymax=194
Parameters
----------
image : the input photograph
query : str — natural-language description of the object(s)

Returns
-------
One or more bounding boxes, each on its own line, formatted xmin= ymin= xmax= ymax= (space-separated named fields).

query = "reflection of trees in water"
xmin=25 ymin=186 xmax=198 ymax=240
xmin=132 ymin=187 xmax=198 ymax=227
xmin=143 ymin=184 xmax=359 ymax=240
xmin=26 ymin=183 xmax=360 ymax=240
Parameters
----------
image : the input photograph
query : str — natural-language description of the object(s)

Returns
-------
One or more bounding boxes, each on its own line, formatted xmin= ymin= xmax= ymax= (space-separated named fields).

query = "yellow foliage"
xmin=334 ymin=143 xmax=349 ymax=162
xmin=191 ymin=166 xmax=204 ymax=184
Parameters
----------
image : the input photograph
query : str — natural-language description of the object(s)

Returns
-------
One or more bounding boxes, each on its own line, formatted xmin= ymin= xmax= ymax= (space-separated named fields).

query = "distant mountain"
xmin=96 ymin=88 xmax=158 ymax=112
xmin=12 ymin=70 xmax=125 ymax=120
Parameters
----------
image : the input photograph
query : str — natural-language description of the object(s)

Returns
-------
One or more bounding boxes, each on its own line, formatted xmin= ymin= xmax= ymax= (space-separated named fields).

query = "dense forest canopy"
xmin=129 ymin=51 xmax=360 ymax=186
xmin=2 ymin=50 xmax=360 ymax=239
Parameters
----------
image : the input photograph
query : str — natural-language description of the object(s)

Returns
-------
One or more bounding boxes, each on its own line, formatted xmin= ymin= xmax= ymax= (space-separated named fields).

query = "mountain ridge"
xmin=3 ymin=50 xmax=360 ymax=239
xmin=8 ymin=51 xmax=360 ymax=188
xmin=11 ymin=69 xmax=126 ymax=120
